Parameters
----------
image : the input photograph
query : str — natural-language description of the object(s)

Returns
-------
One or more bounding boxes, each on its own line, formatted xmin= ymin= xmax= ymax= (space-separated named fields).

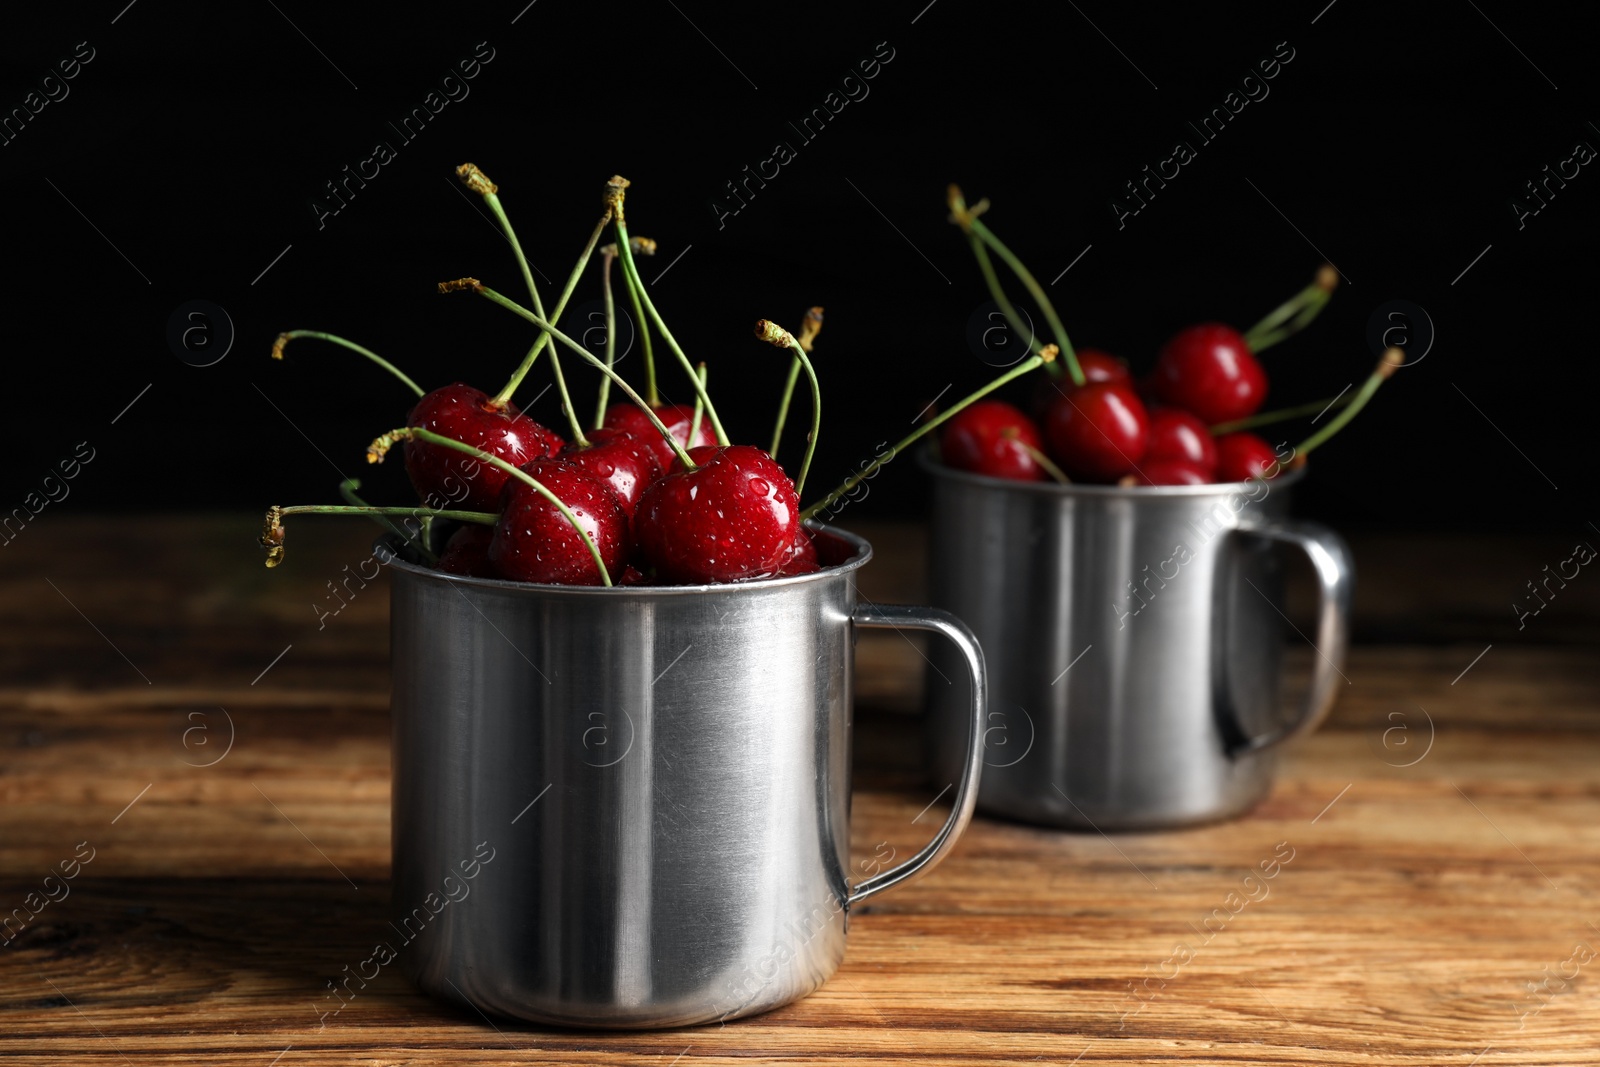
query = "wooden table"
xmin=3 ymin=517 xmax=1598 ymax=1065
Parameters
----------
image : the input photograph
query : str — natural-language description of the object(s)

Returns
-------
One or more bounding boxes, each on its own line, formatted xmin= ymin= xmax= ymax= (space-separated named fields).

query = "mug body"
xmin=389 ymin=529 xmax=871 ymax=1028
xmin=925 ymin=459 xmax=1319 ymax=830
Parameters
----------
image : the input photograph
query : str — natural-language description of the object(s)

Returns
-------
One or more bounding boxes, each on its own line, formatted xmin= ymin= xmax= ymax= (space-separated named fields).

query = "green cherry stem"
xmin=338 ymin=477 xmax=437 ymax=562
xmin=770 ymin=307 xmax=823 ymax=457
xmin=592 ymin=245 xmax=619 ymax=429
xmin=608 ymin=189 xmax=729 ymax=444
xmin=1289 ymin=347 xmax=1403 ymax=463
xmin=800 ymin=346 xmax=1055 ymax=522
xmin=949 ymin=185 xmax=1084 ymax=386
xmin=1243 ymin=265 xmax=1339 ymax=353
xmin=688 ymin=363 xmax=709 ymax=448
xmin=618 ymin=235 xmax=660 ymax=407
xmin=259 ymin=502 xmax=491 ymax=568
xmin=756 ymin=320 xmax=820 ymax=497
xmin=446 ymin=279 xmax=698 ymax=470
xmin=1209 ymin=394 xmax=1354 ymax=435
xmin=491 ymin=206 xmax=613 ymax=416
xmin=1008 ymin=435 xmax=1071 ymax=484
xmin=280 ymin=505 xmax=495 ymax=522
xmin=367 ymin=425 xmax=613 ymax=586
xmin=271 ymin=331 xmax=425 ymax=398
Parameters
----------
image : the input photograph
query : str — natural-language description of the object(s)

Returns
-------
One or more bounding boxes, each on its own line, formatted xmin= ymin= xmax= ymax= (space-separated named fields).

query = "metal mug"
xmin=386 ymin=525 xmax=986 ymax=1028
xmin=922 ymin=457 xmax=1352 ymax=830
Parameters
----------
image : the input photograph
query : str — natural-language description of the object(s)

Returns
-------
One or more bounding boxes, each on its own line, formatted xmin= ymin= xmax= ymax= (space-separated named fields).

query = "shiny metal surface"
xmin=922 ymin=458 xmax=1352 ymax=830
xmin=387 ymin=525 xmax=985 ymax=1029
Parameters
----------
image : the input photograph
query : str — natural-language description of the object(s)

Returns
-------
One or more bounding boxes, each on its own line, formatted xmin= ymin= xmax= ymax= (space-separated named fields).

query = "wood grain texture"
xmin=2 ymin=516 xmax=1598 ymax=1065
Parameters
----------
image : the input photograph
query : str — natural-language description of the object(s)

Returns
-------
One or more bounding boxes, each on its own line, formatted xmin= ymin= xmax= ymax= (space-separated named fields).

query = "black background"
xmin=1 ymin=0 xmax=1594 ymax=532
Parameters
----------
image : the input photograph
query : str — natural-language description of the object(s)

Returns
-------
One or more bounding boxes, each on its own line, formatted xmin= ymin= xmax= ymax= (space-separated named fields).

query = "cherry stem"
xmin=800 ymin=347 xmax=1053 ymax=522
xmin=338 ymin=477 xmax=437 ymax=563
xmin=370 ymin=426 xmax=613 ymax=586
xmin=592 ymin=247 xmax=619 ymax=429
xmin=280 ymin=504 xmax=496 ymax=522
xmin=489 ymin=210 xmax=613 ymax=442
xmin=1290 ymin=347 xmax=1404 ymax=463
xmin=457 ymin=281 xmax=697 ymax=470
xmin=770 ymin=307 xmax=823 ymax=457
xmin=272 ymin=331 xmax=425 ymax=398
xmin=949 ymin=186 xmax=1084 ymax=386
xmin=1209 ymin=394 xmax=1353 ymax=434
xmin=613 ymin=215 xmax=730 ymax=446
xmin=688 ymin=363 xmax=708 ymax=449
xmin=1006 ymin=434 xmax=1071 ymax=484
xmin=756 ymin=320 xmax=820 ymax=497
xmin=618 ymin=236 xmax=660 ymax=407
xmin=1243 ymin=265 xmax=1339 ymax=353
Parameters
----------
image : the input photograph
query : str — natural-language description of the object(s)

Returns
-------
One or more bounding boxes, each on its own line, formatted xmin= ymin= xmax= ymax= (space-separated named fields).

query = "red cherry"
xmin=1151 ymin=323 xmax=1267 ymax=424
xmin=1076 ymin=348 xmax=1132 ymax=384
xmin=1028 ymin=349 xmax=1130 ymax=417
xmin=1132 ymin=459 xmax=1213 ymax=486
xmin=601 ymin=403 xmax=717 ymax=471
xmin=779 ymin=527 xmax=820 ymax=575
xmin=633 ymin=445 xmax=800 ymax=584
xmin=404 ymin=383 xmax=564 ymax=513
xmin=1043 ymin=382 xmax=1150 ymax=482
xmin=436 ymin=525 xmax=495 ymax=577
xmin=1213 ymin=432 xmax=1284 ymax=482
xmin=620 ymin=564 xmax=649 ymax=586
xmin=1145 ymin=408 xmax=1218 ymax=473
xmin=488 ymin=459 xmax=630 ymax=585
xmin=558 ymin=428 xmax=664 ymax=519
xmin=939 ymin=400 xmax=1047 ymax=482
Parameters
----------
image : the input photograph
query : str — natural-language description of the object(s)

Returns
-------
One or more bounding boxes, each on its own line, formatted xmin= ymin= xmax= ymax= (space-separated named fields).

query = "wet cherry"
xmin=633 ymin=445 xmax=800 ymax=584
xmin=1150 ymin=323 xmax=1267 ymax=424
xmin=559 ymin=428 xmax=663 ymax=519
xmin=1145 ymin=408 xmax=1218 ymax=474
xmin=940 ymin=400 xmax=1048 ymax=482
xmin=436 ymin=524 xmax=495 ymax=577
xmin=489 ymin=459 xmax=629 ymax=585
xmin=778 ymin=527 xmax=820 ymax=575
xmin=1213 ymin=432 xmax=1284 ymax=482
xmin=1131 ymin=459 xmax=1213 ymax=486
xmin=601 ymin=402 xmax=717 ymax=471
xmin=1042 ymin=381 xmax=1150 ymax=482
xmin=404 ymin=383 xmax=563 ymax=512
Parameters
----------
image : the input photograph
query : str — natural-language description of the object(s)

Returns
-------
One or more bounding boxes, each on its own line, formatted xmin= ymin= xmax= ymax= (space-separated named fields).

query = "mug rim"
xmin=917 ymin=449 xmax=1307 ymax=497
xmin=380 ymin=521 xmax=873 ymax=597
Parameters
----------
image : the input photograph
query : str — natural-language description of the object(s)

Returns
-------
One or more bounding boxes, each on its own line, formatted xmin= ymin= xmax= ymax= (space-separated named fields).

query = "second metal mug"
xmin=923 ymin=458 xmax=1352 ymax=830
xmin=387 ymin=525 xmax=986 ymax=1028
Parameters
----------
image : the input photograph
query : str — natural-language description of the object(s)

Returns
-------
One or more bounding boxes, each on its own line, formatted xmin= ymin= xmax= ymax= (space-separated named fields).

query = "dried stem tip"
xmin=628 ymin=235 xmax=656 ymax=256
xmin=605 ymin=175 xmax=630 ymax=216
xmin=1038 ymin=343 xmax=1059 ymax=364
xmin=456 ymin=163 xmax=498 ymax=196
xmin=366 ymin=427 xmax=412 ymax=464
xmin=946 ymin=184 xmax=989 ymax=230
xmin=1377 ymin=346 xmax=1404 ymax=379
xmin=270 ymin=332 xmax=290 ymax=361
xmin=1316 ymin=264 xmax=1339 ymax=292
xmin=755 ymin=319 xmax=797 ymax=348
xmin=259 ymin=506 xmax=286 ymax=568
xmin=437 ymin=277 xmax=483 ymax=295
xmin=797 ymin=306 xmax=824 ymax=353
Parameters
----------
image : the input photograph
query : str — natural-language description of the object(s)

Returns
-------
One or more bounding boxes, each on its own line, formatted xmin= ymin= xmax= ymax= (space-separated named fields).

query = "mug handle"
xmin=847 ymin=605 xmax=987 ymax=906
xmin=1228 ymin=519 xmax=1354 ymax=753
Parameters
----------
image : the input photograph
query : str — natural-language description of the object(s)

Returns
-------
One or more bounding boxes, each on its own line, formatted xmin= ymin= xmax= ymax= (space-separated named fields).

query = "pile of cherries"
xmin=262 ymin=168 xmax=825 ymax=588
xmin=942 ymin=326 xmax=1291 ymax=487
xmin=938 ymin=186 xmax=1346 ymax=488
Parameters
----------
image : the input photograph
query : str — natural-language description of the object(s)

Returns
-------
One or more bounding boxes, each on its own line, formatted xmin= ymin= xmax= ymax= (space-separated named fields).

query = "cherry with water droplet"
xmin=405 ymin=383 xmax=563 ymax=512
xmin=489 ymin=459 xmax=630 ymax=585
xmin=633 ymin=445 xmax=800 ymax=584
xmin=558 ymin=428 xmax=663 ymax=519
